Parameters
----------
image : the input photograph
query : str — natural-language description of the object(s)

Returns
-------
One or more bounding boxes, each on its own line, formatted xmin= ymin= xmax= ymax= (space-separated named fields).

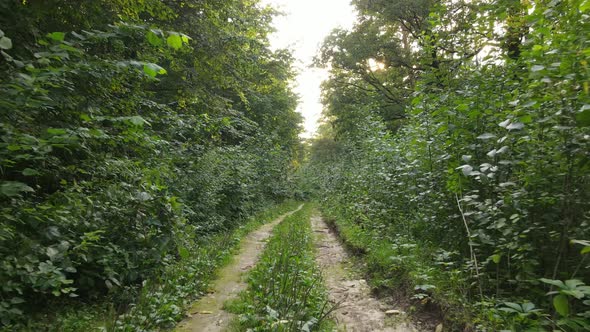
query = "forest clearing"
xmin=1 ymin=0 xmax=589 ymax=331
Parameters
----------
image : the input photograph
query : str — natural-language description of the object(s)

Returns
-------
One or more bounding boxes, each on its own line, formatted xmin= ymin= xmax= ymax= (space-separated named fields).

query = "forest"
xmin=0 ymin=0 xmax=589 ymax=331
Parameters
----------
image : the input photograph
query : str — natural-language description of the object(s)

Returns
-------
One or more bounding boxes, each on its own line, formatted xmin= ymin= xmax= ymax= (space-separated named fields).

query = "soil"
xmin=174 ymin=204 xmax=303 ymax=332
xmin=311 ymin=213 xmax=423 ymax=332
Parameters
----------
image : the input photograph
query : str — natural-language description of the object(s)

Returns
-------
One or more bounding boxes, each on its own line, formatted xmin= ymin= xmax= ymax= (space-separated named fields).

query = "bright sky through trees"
xmin=261 ymin=0 xmax=356 ymax=138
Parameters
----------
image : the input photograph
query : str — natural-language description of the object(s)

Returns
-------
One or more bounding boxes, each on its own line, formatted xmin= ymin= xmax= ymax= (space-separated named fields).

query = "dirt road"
xmin=311 ymin=213 xmax=420 ymax=332
xmin=175 ymin=205 xmax=303 ymax=332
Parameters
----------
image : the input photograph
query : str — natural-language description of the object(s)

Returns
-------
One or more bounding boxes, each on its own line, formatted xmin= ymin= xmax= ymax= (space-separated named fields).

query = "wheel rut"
xmin=311 ymin=213 xmax=421 ymax=332
xmin=175 ymin=204 xmax=304 ymax=332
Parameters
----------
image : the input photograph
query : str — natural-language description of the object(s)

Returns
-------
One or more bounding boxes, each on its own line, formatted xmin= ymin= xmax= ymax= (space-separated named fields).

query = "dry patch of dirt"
xmin=312 ymin=214 xmax=422 ymax=332
xmin=175 ymin=205 xmax=303 ymax=332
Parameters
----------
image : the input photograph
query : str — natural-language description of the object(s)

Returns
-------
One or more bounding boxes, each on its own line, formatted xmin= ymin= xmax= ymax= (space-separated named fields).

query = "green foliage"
xmin=227 ymin=204 xmax=334 ymax=331
xmin=16 ymin=202 xmax=301 ymax=331
xmin=0 ymin=33 xmax=11 ymax=50
xmin=553 ymin=295 xmax=570 ymax=317
xmin=0 ymin=0 xmax=302 ymax=328
xmin=111 ymin=201 xmax=303 ymax=331
xmin=306 ymin=0 xmax=590 ymax=330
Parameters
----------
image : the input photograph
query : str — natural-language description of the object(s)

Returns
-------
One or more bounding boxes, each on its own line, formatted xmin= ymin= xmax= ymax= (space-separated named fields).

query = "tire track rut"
xmin=311 ymin=214 xmax=420 ymax=332
xmin=175 ymin=204 xmax=303 ymax=332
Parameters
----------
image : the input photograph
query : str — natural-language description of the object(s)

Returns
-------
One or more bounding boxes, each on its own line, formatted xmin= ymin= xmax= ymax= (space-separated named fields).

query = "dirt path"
xmin=311 ymin=214 xmax=421 ymax=332
xmin=175 ymin=204 xmax=303 ymax=332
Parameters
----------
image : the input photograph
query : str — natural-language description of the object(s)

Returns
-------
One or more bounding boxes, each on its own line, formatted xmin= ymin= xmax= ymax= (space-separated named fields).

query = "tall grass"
xmin=227 ymin=204 xmax=335 ymax=331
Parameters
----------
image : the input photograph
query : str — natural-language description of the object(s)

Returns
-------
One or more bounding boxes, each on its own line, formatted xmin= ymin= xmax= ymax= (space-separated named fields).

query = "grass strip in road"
xmin=227 ymin=204 xmax=334 ymax=331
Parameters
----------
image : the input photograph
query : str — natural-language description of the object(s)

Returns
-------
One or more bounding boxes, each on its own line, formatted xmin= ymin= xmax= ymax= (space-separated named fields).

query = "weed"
xmin=227 ymin=204 xmax=335 ymax=331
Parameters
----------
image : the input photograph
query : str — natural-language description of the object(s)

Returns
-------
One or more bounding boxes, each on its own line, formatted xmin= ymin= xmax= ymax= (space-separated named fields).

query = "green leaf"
xmin=0 ymin=36 xmax=12 ymax=50
xmin=581 ymin=0 xmax=590 ymax=12
xmin=522 ymin=101 xmax=536 ymax=108
xmin=477 ymin=133 xmax=496 ymax=140
xmin=143 ymin=63 xmax=167 ymax=77
xmin=146 ymin=30 xmax=163 ymax=46
xmin=143 ymin=64 xmax=157 ymax=77
xmin=47 ymin=128 xmax=67 ymax=135
xmin=71 ymin=31 xmax=85 ymax=40
xmin=46 ymin=247 xmax=59 ymax=260
xmin=47 ymin=32 xmax=65 ymax=41
xmin=575 ymin=109 xmax=590 ymax=127
xmin=10 ymin=297 xmax=25 ymax=305
xmin=491 ymin=254 xmax=501 ymax=264
xmin=414 ymin=284 xmax=436 ymax=291
xmin=553 ymin=294 xmax=569 ymax=316
xmin=58 ymin=44 xmax=82 ymax=54
xmin=178 ymin=246 xmax=190 ymax=260
xmin=127 ymin=116 xmax=149 ymax=127
xmin=22 ymin=168 xmax=40 ymax=176
xmin=0 ymin=181 xmax=35 ymax=197
xmin=503 ymin=302 xmax=523 ymax=312
xmin=571 ymin=239 xmax=590 ymax=246
xmin=456 ymin=103 xmax=469 ymax=111
xmin=507 ymin=122 xmax=524 ymax=130
xmin=136 ymin=191 xmax=152 ymax=201
xmin=521 ymin=302 xmax=536 ymax=313
xmin=562 ymin=289 xmax=584 ymax=299
xmin=166 ymin=33 xmax=183 ymax=50
xmin=109 ymin=277 xmax=121 ymax=287
xmin=180 ymin=33 xmax=191 ymax=43
xmin=519 ymin=115 xmax=533 ymax=123
xmin=498 ymin=307 xmax=519 ymax=313
xmin=540 ymin=278 xmax=566 ymax=289
xmin=579 ymin=286 xmax=590 ymax=295
xmin=457 ymin=165 xmax=473 ymax=176
xmin=564 ymin=279 xmax=585 ymax=290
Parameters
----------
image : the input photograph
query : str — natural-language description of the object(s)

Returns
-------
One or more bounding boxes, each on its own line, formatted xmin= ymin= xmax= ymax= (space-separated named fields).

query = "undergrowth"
xmin=320 ymin=204 xmax=590 ymax=331
xmin=226 ymin=204 xmax=335 ymax=331
xmin=23 ymin=201 xmax=302 ymax=331
xmin=319 ymin=206 xmax=469 ymax=330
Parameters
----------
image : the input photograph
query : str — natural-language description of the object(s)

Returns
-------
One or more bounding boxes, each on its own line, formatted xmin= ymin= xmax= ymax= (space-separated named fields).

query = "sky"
xmin=260 ymin=0 xmax=356 ymax=138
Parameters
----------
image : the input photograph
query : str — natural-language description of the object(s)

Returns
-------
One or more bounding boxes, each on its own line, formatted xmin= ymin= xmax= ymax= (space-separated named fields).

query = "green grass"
xmin=21 ymin=201 xmax=302 ymax=332
xmin=226 ymin=203 xmax=335 ymax=331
